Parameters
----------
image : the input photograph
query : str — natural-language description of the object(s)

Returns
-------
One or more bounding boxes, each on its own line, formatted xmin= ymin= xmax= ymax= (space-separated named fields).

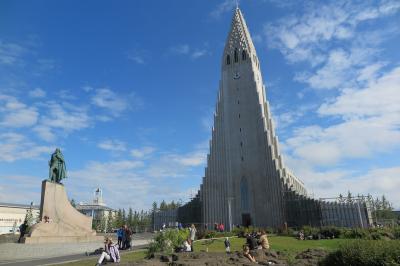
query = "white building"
xmin=0 ymin=202 xmax=39 ymax=235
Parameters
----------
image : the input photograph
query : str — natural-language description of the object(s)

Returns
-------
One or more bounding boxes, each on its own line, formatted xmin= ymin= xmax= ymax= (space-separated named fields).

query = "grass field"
xmin=58 ymin=236 xmax=353 ymax=265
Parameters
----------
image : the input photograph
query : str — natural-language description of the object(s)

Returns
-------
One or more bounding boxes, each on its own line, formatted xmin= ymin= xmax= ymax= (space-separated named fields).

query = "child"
xmin=224 ymin=237 xmax=231 ymax=253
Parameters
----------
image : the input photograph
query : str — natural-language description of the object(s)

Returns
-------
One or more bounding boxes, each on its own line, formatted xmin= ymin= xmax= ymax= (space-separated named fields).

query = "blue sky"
xmin=1 ymin=0 xmax=399 ymax=211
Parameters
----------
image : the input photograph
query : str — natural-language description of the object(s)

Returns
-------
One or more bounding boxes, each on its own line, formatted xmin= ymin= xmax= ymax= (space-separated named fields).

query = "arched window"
xmin=242 ymin=50 xmax=247 ymax=60
xmin=241 ymin=177 xmax=249 ymax=211
xmin=234 ymin=49 xmax=238 ymax=63
xmin=226 ymin=54 xmax=231 ymax=65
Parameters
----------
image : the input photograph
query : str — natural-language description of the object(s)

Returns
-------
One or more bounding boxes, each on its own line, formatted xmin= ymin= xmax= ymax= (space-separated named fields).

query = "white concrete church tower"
xmin=200 ymin=8 xmax=307 ymax=230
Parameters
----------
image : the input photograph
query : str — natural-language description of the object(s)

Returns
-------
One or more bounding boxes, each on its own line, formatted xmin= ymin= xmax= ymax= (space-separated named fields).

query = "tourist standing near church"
xmin=96 ymin=237 xmax=120 ymax=266
xmin=116 ymin=226 xmax=124 ymax=249
xmin=189 ymin=224 xmax=196 ymax=252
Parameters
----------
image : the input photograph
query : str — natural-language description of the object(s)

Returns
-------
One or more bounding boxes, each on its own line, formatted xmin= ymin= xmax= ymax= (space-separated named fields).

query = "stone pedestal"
xmin=23 ymin=180 xmax=103 ymax=244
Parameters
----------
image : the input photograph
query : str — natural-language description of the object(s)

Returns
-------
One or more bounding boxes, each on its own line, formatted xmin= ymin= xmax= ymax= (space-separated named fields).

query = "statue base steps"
xmin=23 ymin=235 xmax=103 ymax=244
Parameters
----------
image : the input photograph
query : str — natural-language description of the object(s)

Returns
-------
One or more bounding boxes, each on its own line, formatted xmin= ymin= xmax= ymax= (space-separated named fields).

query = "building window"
xmin=242 ymin=50 xmax=247 ymax=60
xmin=226 ymin=54 xmax=231 ymax=65
xmin=234 ymin=49 xmax=238 ymax=63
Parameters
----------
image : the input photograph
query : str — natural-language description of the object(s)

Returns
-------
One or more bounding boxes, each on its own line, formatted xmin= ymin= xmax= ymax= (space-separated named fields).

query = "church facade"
xmin=153 ymin=8 xmax=372 ymax=231
xmin=200 ymin=8 xmax=307 ymax=230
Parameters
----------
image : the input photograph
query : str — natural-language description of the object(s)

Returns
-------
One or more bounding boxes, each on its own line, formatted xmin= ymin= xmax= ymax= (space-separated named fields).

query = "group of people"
xmin=178 ymin=224 xmax=197 ymax=252
xmin=213 ymin=222 xmax=225 ymax=232
xmin=243 ymin=230 xmax=270 ymax=263
xmin=116 ymin=225 xmax=133 ymax=250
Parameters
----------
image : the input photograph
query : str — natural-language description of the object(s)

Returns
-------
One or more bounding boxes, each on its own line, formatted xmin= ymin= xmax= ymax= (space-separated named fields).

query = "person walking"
xmin=189 ymin=224 xmax=197 ymax=252
xmin=95 ymin=237 xmax=120 ymax=266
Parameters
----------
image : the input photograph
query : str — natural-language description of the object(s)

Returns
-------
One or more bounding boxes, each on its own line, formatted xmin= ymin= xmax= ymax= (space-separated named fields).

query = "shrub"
xmin=320 ymin=240 xmax=400 ymax=266
xmin=302 ymin=226 xmax=319 ymax=238
xmin=342 ymin=228 xmax=368 ymax=239
xmin=320 ymin=226 xmax=342 ymax=239
xmin=147 ymin=229 xmax=189 ymax=257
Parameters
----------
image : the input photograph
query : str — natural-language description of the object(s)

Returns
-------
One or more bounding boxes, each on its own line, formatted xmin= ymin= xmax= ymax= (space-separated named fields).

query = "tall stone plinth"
xmin=23 ymin=180 xmax=103 ymax=244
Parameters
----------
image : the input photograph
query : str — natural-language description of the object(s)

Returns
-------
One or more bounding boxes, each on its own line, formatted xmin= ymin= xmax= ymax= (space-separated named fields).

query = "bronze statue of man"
xmin=48 ymin=148 xmax=67 ymax=183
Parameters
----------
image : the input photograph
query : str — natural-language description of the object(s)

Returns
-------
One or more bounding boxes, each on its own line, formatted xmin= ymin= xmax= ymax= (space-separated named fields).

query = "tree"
xmin=122 ymin=209 xmax=126 ymax=225
xmin=346 ymin=191 xmax=353 ymax=203
xmin=128 ymin=208 xmax=134 ymax=228
xmin=152 ymin=202 xmax=158 ymax=212
xmin=106 ymin=210 xmax=114 ymax=232
xmin=24 ymin=202 xmax=35 ymax=227
xmin=160 ymin=200 xmax=167 ymax=211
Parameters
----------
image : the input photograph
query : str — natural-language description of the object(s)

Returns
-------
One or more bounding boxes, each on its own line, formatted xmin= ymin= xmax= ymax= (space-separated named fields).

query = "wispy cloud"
xmin=29 ymin=88 xmax=46 ymax=98
xmin=0 ymin=40 xmax=26 ymax=66
xmin=0 ymin=94 xmax=39 ymax=128
xmin=210 ymin=0 xmax=238 ymax=19
xmin=169 ymin=44 xmax=209 ymax=59
xmin=0 ymin=132 xmax=53 ymax=162
xmin=91 ymin=88 xmax=133 ymax=116
xmin=98 ymin=139 xmax=127 ymax=152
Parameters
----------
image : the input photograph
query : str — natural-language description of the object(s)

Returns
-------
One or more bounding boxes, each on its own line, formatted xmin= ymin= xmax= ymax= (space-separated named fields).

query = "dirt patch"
xmin=122 ymin=249 xmax=293 ymax=265
xmin=292 ymin=248 xmax=329 ymax=266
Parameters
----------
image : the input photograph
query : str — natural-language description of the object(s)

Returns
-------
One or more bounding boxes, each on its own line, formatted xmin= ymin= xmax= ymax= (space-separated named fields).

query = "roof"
xmin=75 ymin=204 xmax=114 ymax=211
xmin=0 ymin=202 xmax=40 ymax=209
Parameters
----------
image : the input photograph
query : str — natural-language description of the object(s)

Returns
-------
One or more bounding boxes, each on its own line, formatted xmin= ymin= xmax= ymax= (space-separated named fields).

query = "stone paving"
xmin=0 ymin=238 xmax=151 ymax=263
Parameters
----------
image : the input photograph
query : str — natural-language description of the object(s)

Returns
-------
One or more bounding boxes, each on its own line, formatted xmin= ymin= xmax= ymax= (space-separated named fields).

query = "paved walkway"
xmin=0 ymin=233 xmax=152 ymax=266
xmin=0 ymin=244 xmax=148 ymax=266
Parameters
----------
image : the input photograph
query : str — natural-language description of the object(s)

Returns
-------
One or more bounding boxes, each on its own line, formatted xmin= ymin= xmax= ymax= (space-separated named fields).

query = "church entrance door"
xmin=242 ymin=213 xmax=251 ymax=227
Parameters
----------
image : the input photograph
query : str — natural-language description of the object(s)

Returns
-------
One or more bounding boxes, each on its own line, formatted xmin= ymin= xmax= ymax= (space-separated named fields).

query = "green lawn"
xmin=195 ymin=236 xmax=353 ymax=257
xmin=58 ymin=249 xmax=147 ymax=266
xmin=58 ymin=236 xmax=352 ymax=265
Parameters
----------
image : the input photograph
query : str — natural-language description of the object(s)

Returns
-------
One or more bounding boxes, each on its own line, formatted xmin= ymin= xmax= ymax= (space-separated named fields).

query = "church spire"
xmin=223 ymin=7 xmax=257 ymax=61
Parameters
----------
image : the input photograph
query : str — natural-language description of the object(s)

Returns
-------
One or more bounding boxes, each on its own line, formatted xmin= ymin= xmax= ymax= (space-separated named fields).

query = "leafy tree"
xmin=128 ymin=208 xmax=134 ymax=228
xmin=152 ymin=201 xmax=158 ymax=212
xmin=106 ymin=210 xmax=114 ymax=232
xmin=160 ymin=200 xmax=167 ymax=211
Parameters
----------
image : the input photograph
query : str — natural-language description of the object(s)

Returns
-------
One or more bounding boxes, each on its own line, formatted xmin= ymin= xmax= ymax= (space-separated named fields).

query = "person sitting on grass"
xmin=95 ymin=237 xmax=120 ymax=266
xmin=243 ymin=245 xmax=257 ymax=263
xmin=182 ymin=238 xmax=192 ymax=252
xmin=258 ymin=230 xmax=270 ymax=250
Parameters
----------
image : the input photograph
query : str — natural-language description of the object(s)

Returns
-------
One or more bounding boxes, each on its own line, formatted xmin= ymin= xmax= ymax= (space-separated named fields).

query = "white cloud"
xmin=210 ymin=0 xmax=238 ymax=19
xmin=0 ymin=94 xmax=38 ymax=127
xmin=131 ymin=146 xmax=155 ymax=158
xmin=289 ymin=164 xmax=400 ymax=209
xmin=29 ymin=88 xmax=46 ymax=98
xmin=191 ymin=49 xmax=207 ymax=59
xmin=318 ymin=66 xmax=400 ymax=119
xmin=98 ymin=139 xmax=127 ymax=152
xmin=0 ymin=132 xmax=53 ymax=162
xmin=169 ymin=44 xmax=209 ymax=59
xmin=265 ymin=0 xmax=400 ymax=68
xmin=170 ymin=44 xmax=190 ymax=55
xmin=91 ymin=88 xmax=129 ymax=115
xmin=0 ymin=40 xmax=26 ymax=65
xmin=40 ymin=102 xmax=90 ymax=132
